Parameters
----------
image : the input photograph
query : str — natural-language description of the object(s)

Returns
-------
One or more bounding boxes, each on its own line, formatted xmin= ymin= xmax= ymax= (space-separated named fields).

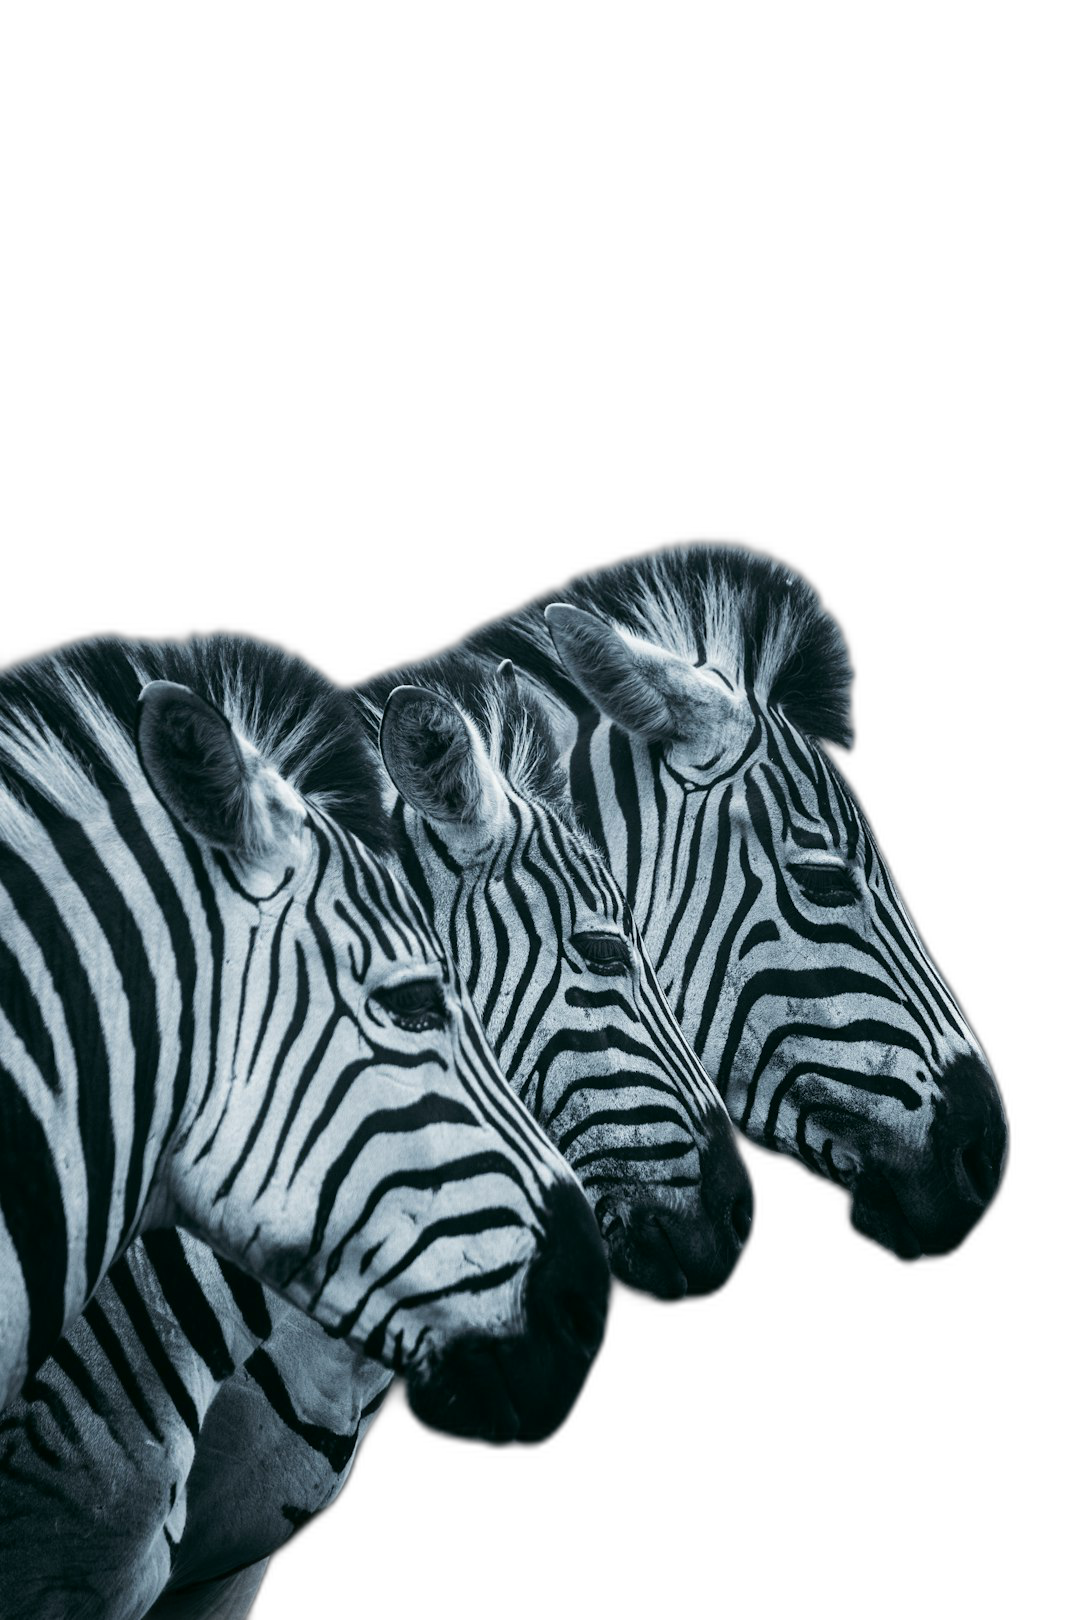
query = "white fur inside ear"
xmin=440 ymin=708 xmax=509 ymax=842
xmin=545 ymin=603 xmax=737 ymax=745
xmin=380 ymin=686 xmax=510 ymax=845
xmin=234 ymin=735 xmax=306 ymax=864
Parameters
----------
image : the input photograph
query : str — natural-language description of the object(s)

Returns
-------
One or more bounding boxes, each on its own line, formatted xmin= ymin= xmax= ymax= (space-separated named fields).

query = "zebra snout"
xmin=700 ymin=1107 xmax=755 ymax=1247
xmin=852 ymin=1053 xmax=1007 ymax=1259
xmin=605 ymin=1111 xmax=754 ymax=1300
xmin=928 ymin=1053 xmax=1008 ymax=1228
xmin=406 ymin=1181 xmax=609 ymax=1445
xmin=523 ymin=1180 xmax=610 ymax=1362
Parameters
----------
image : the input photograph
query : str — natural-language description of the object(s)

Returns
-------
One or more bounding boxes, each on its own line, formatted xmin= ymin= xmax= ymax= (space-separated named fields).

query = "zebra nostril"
xmin=731 ymin=1192 xmax=753 ymax=1246
xmin=593 ymin=1195 xmax=625 ymax=1247
xmin=960 ymin=1137 xmax=998 ymax=1205
xmin=555 ymin=1285 xmax=606 ymax=1358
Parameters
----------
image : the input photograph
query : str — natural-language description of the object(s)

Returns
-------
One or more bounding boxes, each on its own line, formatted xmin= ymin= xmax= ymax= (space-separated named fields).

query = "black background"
xmin=2 ymin=358 xmax=1029 ymax=1607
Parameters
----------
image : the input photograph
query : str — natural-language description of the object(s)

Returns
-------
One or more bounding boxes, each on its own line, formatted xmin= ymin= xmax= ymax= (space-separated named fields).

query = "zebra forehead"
xmin=464 ymin=542 xmax=855 ymax=749
xmin=0 ymin=633 xmax=391 ymax=851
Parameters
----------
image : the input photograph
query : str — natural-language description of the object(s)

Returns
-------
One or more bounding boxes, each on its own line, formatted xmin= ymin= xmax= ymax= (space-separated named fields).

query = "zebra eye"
xmin=789 ymin=863 xmax=859 ymax=908
xmin=572 ymin=931 xmax=632 ymax=974
xmin=374 ymin=979 xmax=447 ymax=1032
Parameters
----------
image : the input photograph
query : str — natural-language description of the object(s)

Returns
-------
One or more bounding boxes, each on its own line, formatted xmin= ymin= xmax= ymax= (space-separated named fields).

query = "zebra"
xmin=0 ymin=633 xmax=609 ymax=1444
xmin=0 ymin=654 xmax=751 ymax=1618
xmin=457 ymin=542 xmax=1008 ymax=1258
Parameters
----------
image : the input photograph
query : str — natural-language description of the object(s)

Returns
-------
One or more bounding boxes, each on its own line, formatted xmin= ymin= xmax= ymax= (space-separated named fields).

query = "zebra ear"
xmin=545 ymin=604 xmax=716 ymax=742
xmin=380 ymin=686 xmax=500 ymax=829
xmin=136 ymin=681 xmax=301 ymax=859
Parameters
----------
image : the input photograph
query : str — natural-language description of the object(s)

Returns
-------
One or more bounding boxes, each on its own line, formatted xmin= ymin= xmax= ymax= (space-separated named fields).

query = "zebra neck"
xmin=0 ymin=822 xmax=224 ymax=1405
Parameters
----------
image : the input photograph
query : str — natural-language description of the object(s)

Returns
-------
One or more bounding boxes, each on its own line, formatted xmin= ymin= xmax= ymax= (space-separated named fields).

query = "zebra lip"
xmin=606 ymin=1212 xmax=690 ymax=1300
xmin=406 ymin=1345 xmax=523 ymax=1443
xmin=850 ymin=1175 xmax=924 ymax=1260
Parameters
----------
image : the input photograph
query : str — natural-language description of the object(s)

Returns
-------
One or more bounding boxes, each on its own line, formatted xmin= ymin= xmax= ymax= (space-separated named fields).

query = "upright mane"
xmin=462 ymin=543 xmax=855 ymax=747
xmin=0 ymin=634 xmax=390 ymax=849
xmin=357 ymin=652 xmax=570 ymax=814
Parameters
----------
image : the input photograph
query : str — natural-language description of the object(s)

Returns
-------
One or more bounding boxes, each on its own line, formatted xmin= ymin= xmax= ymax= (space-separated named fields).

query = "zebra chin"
xmin=850 ymin=1053 xmax=1008 ymax=1259
xmin=599 ymin=1111 xmax=754 ymax=1300
xmin=404 ymin=1182 xmax=610 ymax=1444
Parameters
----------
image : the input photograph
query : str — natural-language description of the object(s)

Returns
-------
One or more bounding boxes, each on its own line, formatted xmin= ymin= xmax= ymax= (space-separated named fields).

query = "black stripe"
xmin=564 ymin=985 xmax=638 ymax=1015
xmin=19 ymin=1372 xmax=81 ymax=1454
xmin=230 ymin=924 xmax=259 ymax=1078
xmin=245 ymin=1350 xmax=359 ymax=1473
xmin=305 ymin=1094 xmax=481 ymax=1259
xmin=173 ymin=823 xmax=227 ymax=1147
xmin=360 ymin=1258 xmax=526 ymax=1361
xmin=259 ymin=1002 xmax=351 ymax=1200
xmin=479 ymin=804 xmax=523 ymax=1027
xmin=542 ymin=1067 xmax=699 ymax=1130
xmin=555 ymin=1103 xmax=692 ymax=1155
xmin=0 ymin=847 xmax=114 ymax=1295
xmin=0 ymin=1061 xmax=68 ymax=1377
xmin=314 ymin=1152 xmax=535 ymax=1304
xmin=721 ymin=967 xmax=906 ymax=1123
xmin=335 ymin=1207 xmax=527 ymax=1339
xmin=215 ymin=937 xmax=309 ymax=1203
xmin=573 ymin=1139 xmax=695 ymax=1170
xmin=763 ymin=1062 xmax=922 ymax=1144
xmin=105 ymin=790 xmax=200 ymax=1231
xmin=609 ymin=726 xmax=642 ymax=912
xmin=141 ymin=1230 xmax=237 ymax=1382
xmin=872 ymin=887 xmax=962 ymax=1046
xmin=109 ymin=1262 xmax=201 ymax=1440
xmin=765 ymin=714 xmax=818 ymax=822
xmin=195 ymin=900 xmax=291 ymax=1172
xmin=568 ymin=711 xmax=608 ymax=861
xmin=654 ymin=793 xmax=707 ymax=978
xmin=390 ymin=799 xmax=436 ymax=920
xmin=216 ymin=1257 xmax=274 ymax=1342
xmin=695 ymin=838 xmax=762 ymax=1048
xmin=542 ymin=811 xmax=599 ymax=914
xmin=759 ymin=760 xmax=793 ymax=841
xmin=744 ymin=1017 xmax=926 ymax=1113
xmin=82 ymin=1295 xmax=165 ymax=1445
xmin=213 ymin=851 xmax=294 ymax=904
xmin=50 ymin=1336 xmax=122 ymax=1446
xmin=739 ymin=918 xmax=781 ymax=957
xmin=495 ymin=822 xmax=545 ymax=1047
xmin=530 ymin=1024 xmax=673 ymax=1118
xmin=0 ymin=934 xmax=61 ymax=1095
xmin=674 ymin=786 xmax=733 ymax=1026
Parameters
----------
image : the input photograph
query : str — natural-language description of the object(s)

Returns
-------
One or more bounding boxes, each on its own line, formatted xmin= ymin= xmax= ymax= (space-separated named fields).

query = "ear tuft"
xmin=496 ymin=658 xmax=519 ymax=695
xmin=380 ymin=686 xmax=490 ymax=826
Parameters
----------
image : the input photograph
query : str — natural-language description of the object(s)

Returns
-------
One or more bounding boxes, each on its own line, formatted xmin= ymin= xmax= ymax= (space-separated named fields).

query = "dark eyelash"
xmin=571 ymin=930 xmax=632 ymax=973
xmin=788 ymin=863 xmax=859 ymax=907
xmin=374 ymin=980 xmax=447 ymax=1031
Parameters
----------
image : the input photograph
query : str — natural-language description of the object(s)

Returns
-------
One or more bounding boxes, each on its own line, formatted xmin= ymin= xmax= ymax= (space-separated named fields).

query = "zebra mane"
xmin=0 ymin=634 xmax=390 ymax=850
xmin=463 ymin=543 xmax=855 ymax=748
xmin=356 ymin=653 xmax=570 ymax=816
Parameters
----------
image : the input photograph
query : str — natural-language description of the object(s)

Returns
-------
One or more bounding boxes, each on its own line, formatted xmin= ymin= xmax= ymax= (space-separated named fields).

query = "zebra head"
xmin=372 ymin=660 xmax=752 ymax=1299
xmin=541 ymin=548 xmax=1007 ymax=1259
xmin=134 ymin=668 xmax=607 ymax=1442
